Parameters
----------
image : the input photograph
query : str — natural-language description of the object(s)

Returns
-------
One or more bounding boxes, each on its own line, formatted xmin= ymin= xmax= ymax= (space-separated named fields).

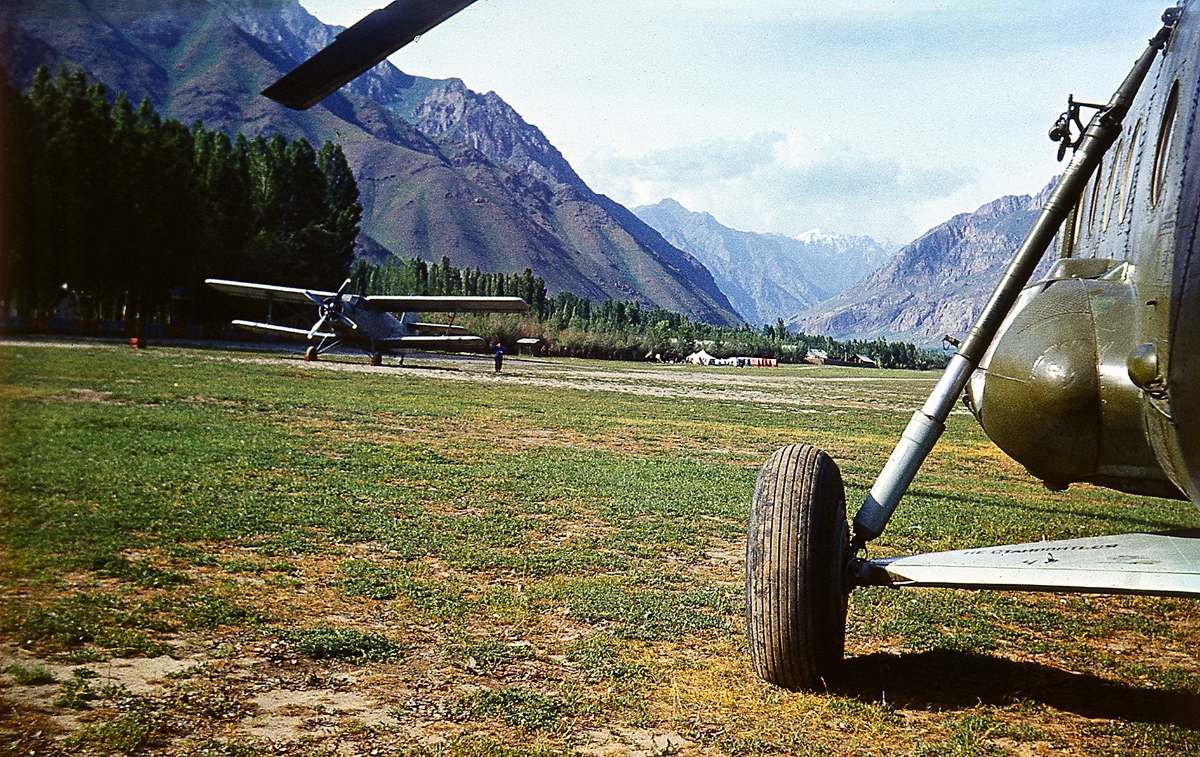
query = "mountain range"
xmin=1 ymin=0 xmax=741 ymax=326
xmin=789 ymin=181 xmax=1057 ymax=345
xmin=2 ymin=0 xmax=1063 ymax=343
xmin=633 ymin=198 xmax=896 ymax=326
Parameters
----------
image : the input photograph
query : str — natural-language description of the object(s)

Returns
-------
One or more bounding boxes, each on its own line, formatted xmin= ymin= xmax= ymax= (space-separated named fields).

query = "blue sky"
xmin=301 ymin=1 xmax=1169 ymax=243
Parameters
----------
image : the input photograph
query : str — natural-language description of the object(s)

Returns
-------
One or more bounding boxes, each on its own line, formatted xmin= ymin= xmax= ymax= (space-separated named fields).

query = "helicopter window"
xmin=1085 ymin=159 xmax=1104 ymax=236
xmin=1151 ymin=80 xmax=1180 ymax=207
xmin=1117 ymin=119 xmax=1141 ymax=225
xmin=1064 ymin=195 xmax=1084 ymax=256
xmin=1101 ymin=137 xmax=1124 ymax=233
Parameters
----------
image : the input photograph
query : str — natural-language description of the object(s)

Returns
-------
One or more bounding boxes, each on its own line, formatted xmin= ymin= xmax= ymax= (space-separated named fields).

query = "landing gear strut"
xmin=745 ymin=444 xmax=850 ymax=691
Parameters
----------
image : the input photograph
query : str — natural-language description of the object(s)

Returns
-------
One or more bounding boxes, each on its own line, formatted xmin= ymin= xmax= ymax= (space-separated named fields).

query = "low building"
xmin=516 ymin=337 xmax=542 ymax=356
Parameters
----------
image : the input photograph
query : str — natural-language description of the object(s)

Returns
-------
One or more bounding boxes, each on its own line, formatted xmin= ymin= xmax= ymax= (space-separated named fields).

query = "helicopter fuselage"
xmin=967 ymin=2 xmax=1200 ymax=507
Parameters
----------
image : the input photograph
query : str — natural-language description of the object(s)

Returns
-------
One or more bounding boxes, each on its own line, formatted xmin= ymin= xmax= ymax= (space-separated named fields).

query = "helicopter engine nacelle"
xmin=966 ymin=262 xmax=1184 ymax=499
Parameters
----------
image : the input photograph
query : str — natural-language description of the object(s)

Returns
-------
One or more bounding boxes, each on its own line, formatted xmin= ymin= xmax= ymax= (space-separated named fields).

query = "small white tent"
xmin=685 ymin=349 xmax=716 ymax=365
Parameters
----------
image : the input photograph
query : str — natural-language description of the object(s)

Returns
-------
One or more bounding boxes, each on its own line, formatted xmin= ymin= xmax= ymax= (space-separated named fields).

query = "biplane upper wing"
xmin=206 ymin=278 xmax=336 ymax=305
xmin=364 ymin=295 xmax=529 ymax=314
xmin=262 ymin=0 xmax=480 ymax=110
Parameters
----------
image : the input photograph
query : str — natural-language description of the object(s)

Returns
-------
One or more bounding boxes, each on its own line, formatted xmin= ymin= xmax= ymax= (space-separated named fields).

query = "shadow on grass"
xmin=394 ymin=362 xmax=465 ymax=373
xmin=837 ymin=649 xmax=1200 ymax=729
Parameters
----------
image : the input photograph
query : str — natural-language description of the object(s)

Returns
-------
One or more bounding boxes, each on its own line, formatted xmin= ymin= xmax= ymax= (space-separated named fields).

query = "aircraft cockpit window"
xmin=1151 ymin=80 xmax=1180 ymax=207
xmin=1118 ymin=119 xmax=1142 ymax=225
xmin=1101 ymin=137 xmax=1124 ymax=232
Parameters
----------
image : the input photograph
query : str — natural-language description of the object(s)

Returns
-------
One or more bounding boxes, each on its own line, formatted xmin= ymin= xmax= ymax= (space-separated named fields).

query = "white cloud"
xmin=583 ymin=132 xmax=976 ymax=241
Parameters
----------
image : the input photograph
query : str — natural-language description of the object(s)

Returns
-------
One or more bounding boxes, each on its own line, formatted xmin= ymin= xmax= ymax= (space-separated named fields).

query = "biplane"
xmin=207 ymin=277 xmax=527 ymax=365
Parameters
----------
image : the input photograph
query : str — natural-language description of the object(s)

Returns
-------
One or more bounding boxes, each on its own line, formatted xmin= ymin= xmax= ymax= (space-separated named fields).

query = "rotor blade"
xmin=304 ymin=290 xmax=326 ymax=307
xmin=262 ymin=0 xmax=480 ymax=110
xmin=858 ymin=532 xmax=1200 ymax=598
xmin=335 ymin=278 xmax=353 ymax=298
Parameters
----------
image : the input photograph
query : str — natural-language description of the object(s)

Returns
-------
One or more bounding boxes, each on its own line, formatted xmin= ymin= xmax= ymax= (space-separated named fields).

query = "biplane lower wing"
xmin=409 ymin=322 xmax=469 ymax=336
xmin=860 ymin=532 xmax=1200 ymax=598
xmin=378 ymin=335 xmax=486 ymax=350
xmin=232 ymin=320 xmax=336 ymax=340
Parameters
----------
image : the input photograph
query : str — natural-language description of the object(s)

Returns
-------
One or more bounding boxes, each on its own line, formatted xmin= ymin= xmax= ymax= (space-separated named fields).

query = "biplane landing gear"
xmin=746 ymin=444 xmax=850 ymax=691
xmin=304 ymin=346 xmax=318 ymax=361
xmin=370 ymin=351 xmax=383 ymax=367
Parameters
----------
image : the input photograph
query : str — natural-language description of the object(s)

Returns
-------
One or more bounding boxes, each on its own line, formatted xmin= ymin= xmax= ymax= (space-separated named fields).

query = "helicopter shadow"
xmin=836 ymin=649 xmax=1200 ymax=729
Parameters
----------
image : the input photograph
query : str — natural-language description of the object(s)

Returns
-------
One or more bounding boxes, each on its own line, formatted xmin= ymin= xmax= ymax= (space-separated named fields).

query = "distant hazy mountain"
xmin=633 ymin=199 xmax=896 ymax=325
xmin=789 ymin=181 xmax=1056 ymax=345
xmin=2 ymin=0 xmax=741 ymax=326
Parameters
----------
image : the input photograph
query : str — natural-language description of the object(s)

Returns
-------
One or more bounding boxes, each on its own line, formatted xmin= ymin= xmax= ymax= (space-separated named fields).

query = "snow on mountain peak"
xmin=795 ymin=228 xmax=840 ymax=244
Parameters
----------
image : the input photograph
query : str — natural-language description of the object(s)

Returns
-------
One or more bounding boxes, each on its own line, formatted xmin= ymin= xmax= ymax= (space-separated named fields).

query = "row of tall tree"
xmin=353 ymin=256 xmax=547 ymax=314
xmin=3 ymin=66 xmax=361 ymax=320
xmin=353 ymin=257 xmax=948 ymax=369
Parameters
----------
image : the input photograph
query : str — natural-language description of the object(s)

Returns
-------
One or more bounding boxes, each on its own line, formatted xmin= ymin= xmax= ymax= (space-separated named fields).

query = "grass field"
xmin=0 ymin=340 xmax=1198 ymax=756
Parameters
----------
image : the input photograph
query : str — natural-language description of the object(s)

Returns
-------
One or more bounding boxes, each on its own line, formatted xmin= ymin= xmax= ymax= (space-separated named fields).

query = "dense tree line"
xmin=3 ymin=67 xmax=360 ymax=321
xmin=353 ymin=257 xmax=948 ymax=369
xmin=354 ymin=256 xmax=546 ymax=313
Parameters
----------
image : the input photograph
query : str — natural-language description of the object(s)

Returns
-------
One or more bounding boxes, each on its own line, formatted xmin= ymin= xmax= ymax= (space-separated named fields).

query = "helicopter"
xmin=262 ymin=0 xmax=1200 ymax=691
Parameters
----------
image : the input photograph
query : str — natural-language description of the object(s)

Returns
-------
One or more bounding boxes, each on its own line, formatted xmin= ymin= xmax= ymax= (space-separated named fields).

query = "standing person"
xmin=493 ymin=342 xmax=505 ymax=373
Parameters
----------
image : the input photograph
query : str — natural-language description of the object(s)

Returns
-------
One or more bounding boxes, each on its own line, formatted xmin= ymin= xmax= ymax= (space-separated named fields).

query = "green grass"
xmin=53 ymin=667 xmax=100 ymax=709
xmin=0 ymin=343 xmax=1198 ymax=755
xmin=71 ymin=710 xmax=154 ymax=754
xmin=285 ymin=624 xmax=402 ymax=663
xmin=5 ymin=662 xmax=57 ymax=685
xmin=459 ymin=688 xmax=565 ymax=730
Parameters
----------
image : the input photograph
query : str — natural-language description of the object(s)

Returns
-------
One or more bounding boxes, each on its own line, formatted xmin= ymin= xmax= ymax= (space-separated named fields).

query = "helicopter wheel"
xmin=746 ymin=444 xmax=850 ymax=691
xmin=304 ymin=346 xmax=318 ymax=362
xmin=370 ymin=351 xmax=383 ymax=367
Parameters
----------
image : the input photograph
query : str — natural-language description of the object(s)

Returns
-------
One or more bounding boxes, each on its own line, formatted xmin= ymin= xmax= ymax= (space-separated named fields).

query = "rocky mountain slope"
xmin=1 ymin=0 xmax=741 ymax=325
xmin=633 ymin=199 xmax=895 ymax=326
xmin=789 ymin=182 xmax=1056 ymax=345
xmin=402 ymin=78 xmax=737 ymax=324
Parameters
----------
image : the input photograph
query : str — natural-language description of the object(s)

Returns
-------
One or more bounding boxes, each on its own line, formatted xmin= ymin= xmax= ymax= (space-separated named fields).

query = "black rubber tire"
xmin=746 ymin=444 xmax=849 ymax=691
xmin=370 ymin=352 xmax=383 ymax=366
xmin=304 ymin=346 xmax=318 ymax=362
